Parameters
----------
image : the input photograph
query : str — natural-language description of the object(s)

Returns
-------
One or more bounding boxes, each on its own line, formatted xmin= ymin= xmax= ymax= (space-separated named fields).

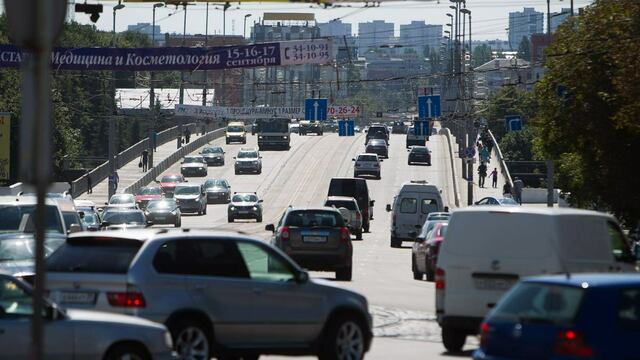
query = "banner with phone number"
xmin=0 ymin=39 xmax=331 ymax=71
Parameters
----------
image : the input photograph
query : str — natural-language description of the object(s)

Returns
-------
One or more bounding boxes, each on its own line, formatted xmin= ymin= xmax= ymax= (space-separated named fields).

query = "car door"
xmin=0 ymin=277 xmax=73 ymax=360
xmin=179 ymin=239 xmax=255 ymax=347
xmin=236 ymin=241 xmax=325 ymax=346
xmin=396 ymin=195 xmax=418 ymax=238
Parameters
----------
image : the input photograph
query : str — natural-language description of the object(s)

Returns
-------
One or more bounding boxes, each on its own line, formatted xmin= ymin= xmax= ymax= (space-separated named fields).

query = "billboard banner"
xmin=175 ymin=104 xmax=304 ymax=119
xmin=0 ymin=114 xmax=10 ymax=181
xmin=0 ymin=39 xmax=331 ymax=71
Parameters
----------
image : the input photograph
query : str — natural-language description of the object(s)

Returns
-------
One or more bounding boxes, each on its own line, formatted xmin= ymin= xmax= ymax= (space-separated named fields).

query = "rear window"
xmin=0 ymin=205 xmax=64 ymax=234
xmin=285 ymin=210 xmax=345 ymax=227
xmin=399 ymin=198 xmax=417 ymax=214
xmin=139 ymin=187 xmax=162 ymax=195
xmin=421 ymin=199 xmax=439 ymax=214
xmin=328 ymin=179 xmax=368 ymax=207
xmin=161 ymin=175 xmax=183 ymax=183
xmin=325 ymin=200 xmax=358 ymax=211
xmin=109 ymin=195 xmax=134 ymax=204
xmin=357 ymin=155 xmax=377 ymax=162
xmin=489 ymin=282 xmax=584 ymax=325
xmin=46 ymin=240 xmax=142 ymax=274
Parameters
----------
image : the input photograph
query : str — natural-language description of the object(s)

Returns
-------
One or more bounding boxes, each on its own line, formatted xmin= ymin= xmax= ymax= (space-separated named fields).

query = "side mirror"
xmin=444 ymin=206 xmax=449 ymax=212
xmin=379 ymin=159 xmax=384 ymax=162
xmin=184 ymin=180 xmax=188 ymax=182
xmin=370 ymin=200 xmax=375 ymax=206
xmin=265 ymin=224 xmax=275 ymax=232
xmin=295 ymin=270 xmax=309 ymax=284
xmin=68 ymin=224 xmax=82 ymax=234
xmin=78 ymin=211 xmax=85 ymax=219
xmin=101 ymin=221 xmax=111 ymax=228
xmin=46 ymin=303 xmax=62 ymax=321
xmin=385 ymin=204 xmax=392 ymax=212
xmin=258 ymin=199 xmax=264 ymax=203
xmin=154 ymin=179 xmax=159 ymax=183
xmin=233 ymin=157 xmax=237 ymax=159
xmin=416 ymin=236 xmax=426 ymax=243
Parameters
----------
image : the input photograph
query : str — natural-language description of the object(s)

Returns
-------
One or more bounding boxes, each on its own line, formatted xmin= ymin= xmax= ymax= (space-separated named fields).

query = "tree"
xmin=482 ymin=86 xmax=537 ymax=140
xmin=532 ymin=0 xmax=640 ymax=225
xmin=472 ymin=44 xmax=492 ymax=67
xmin=499 ymin=127 xmax=535 ymax=161
xmin=517 ymin=36 xmax=531 ymax=61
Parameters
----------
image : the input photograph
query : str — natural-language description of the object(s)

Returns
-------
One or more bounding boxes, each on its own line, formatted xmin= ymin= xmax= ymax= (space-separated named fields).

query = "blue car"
xmin=474 ymin=274 xmax=640 ymax=360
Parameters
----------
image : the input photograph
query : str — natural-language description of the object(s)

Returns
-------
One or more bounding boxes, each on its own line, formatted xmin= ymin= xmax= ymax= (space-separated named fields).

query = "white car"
xmin=352 ymin=153 xmax=382 ymax=179
xmin=325 ymin=196 xmax=363 ymax=240
xmin=180 ymin=155 xmax=208 ymax=177
xmin=234 ymin=148 xmax=262 ymax=174
xmin=0 ymin=272 xmax=174 ymax=360
xmin=108 ymin=194 xmax=137 ymax=209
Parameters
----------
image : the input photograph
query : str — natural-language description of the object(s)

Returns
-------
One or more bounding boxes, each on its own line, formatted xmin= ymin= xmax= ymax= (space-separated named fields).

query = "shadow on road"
xmin=441 ymin=350 xmax=475 ymax=358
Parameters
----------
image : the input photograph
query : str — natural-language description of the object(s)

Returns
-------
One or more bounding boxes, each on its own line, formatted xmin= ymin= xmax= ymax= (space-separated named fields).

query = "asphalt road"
xmin=153 ymin=132 xmax=478 ymax=359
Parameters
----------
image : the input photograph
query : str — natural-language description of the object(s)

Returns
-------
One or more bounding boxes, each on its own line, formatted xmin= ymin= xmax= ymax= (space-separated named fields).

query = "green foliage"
xmin=481 ymin=86 xmax=537 ymax=140
xmin=517 ymin=36 xmax=531 ymax=62
xmin=499 ymin=127 xmax=536 ymax=161
xmin=472 ymin=44 xmax=492 ymax=67
xmin=532 ymin=0 xmax=640 ymax=224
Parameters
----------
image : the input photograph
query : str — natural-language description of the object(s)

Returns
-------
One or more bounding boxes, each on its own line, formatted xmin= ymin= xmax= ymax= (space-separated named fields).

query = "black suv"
xmin=327 ymin=178 xmax=374 ymax=232
xmin=366 ymin=125 xmax=389 ymax=144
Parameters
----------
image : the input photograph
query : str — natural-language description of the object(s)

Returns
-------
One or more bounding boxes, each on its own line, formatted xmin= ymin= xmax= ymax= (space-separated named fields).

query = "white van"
xmin=436 ymin=207 xmax=638 ymax=352
xmin=386 ymin=180 xmax=445 ymax=248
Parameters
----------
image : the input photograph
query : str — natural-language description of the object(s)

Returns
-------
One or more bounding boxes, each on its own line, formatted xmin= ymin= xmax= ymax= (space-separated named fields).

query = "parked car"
xmin=174 ymin=183 xmax=207 ymax=215
xmin=234 ymin=148 xmax=262 ymax=175
xmin=289 ymin=123 xmax=300 ymax=134
xmin=324 ymin=196 xmax=363 ymax=240
xmin=328 ymin=178 xmax=374 ymax=232
xmin=204 ymin=178 xmax=231 ymax=204
xmin=134 ymin=186 xmax=163 ymax=210
xmin=353 ymin=153 xmax=382 ymax=179
xmin=408 ymin=146 xmax=432 ymax=165
xmin=228 ymin=192 xmax=263 ymax=222
xmin=144 ymin=199 xmax=181 ymax=227
xmin=412 ymin=222 xmax=447 ymax=281
xmin=180 ymin=155 xmax=208 ymax=177
xmin=107 ymin=194 xmax=137 ymax=210
xmin=200 ymin=146 xmax=225 ymax=166
xmin=474 ymin=274 xmax=640 ymax=360
xmin=268 ymin=207 xmax=353 ymax=281
xmin=386 ymin=180 xmax=444 ymax=248
xmin=46 ymin=230 xmax=372 ymax=360
xmin=474 ymin=196 xmax=519 ymax=206
xmin=101 ymin=209 xmax=149 ymax=230
xmin=159 ymin=174 xmax=185 ymax=197
xmin=436 ymin=207 xmax=638 ymax=352
xmin=0 ymin=272 xmax=175 ymax=360
xmin=365 ymin=139 xmax=389 ymax=158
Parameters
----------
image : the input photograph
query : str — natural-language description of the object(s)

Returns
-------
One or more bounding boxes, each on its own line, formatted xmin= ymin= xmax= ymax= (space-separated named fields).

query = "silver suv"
xmin=234 ymin=148 xmax=262 ymax=175
xmin=46 ymin=230 xmax=372 ymax=360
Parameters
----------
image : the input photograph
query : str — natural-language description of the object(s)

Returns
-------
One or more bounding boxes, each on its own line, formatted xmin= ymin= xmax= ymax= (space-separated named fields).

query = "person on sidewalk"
xmin=480 ymin=146 xmax=490 ymax=164
xmin=86 ymin=170 xmax=92 ymax=194
xmin=478 ymin=162 xmax=488 ymax=188
xmin=114 ymin=171 xmax=120 ymax=191
xmin=490 ymin=168 xmax=499 ymax=188
xmin=185 ymin=127 xmax=191 ymax=144
xmin=140 ymin=149 xmax=149 ymax=172
xmin=513 ymin=177 xmax=524 ymax=205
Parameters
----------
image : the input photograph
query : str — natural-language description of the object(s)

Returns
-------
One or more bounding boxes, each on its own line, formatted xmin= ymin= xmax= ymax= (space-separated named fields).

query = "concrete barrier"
xmin=439 ymin=128 xmax=461 ymax=208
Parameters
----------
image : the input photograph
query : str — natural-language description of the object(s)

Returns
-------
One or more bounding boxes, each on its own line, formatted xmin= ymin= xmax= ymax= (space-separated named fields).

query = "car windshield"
xmin=147 ymin=200 xmax=177 ymax=210
xmin=80 ymin=212 xmax=100 ymax=225
xmin=285 ymin=210 xmax=345 ymax=227
xmin=256 ymin=119 xmax=289 ymax=132
xmin=175 ymin=186 xmax=201 ymax=195
xmin=238 ymin=151 xmax=258 ymax=159
xmin=369 ymin=140 xmax=385 ymax=146
xmin=139 ymin=187 xmax=162 ymax=195
xmin=412 ymin=147 xmax=429 ymax=153
xmin=489 ymin=283 xmax=584 ymax=325
xmin=46 ymin=240 xmax=142 ymax=274
xmin=232 ymin=194 xmax=258 ymax=202
xmin=228 ymin=125 xmax=244 ymax=132
xmin=325 ymin=200 xmax=358 ymax=211
xmin=205 ymin=179 xmax=227 ymax=188
xmin=102 ymin=211 xmax=145 ymax=225
xmin=0 ymin=237 xmax=65 ymax=261
xmin=369 ymin=127 xmax=386 ymax=135
xmin=202 ymin=147 xmax=223 ymax=154
xmin=358 ymin=155 xmax=378 ymax=162
xmin=161 ymin=175 xmax=183 ymax=183
xmin=110 ymin=195 xmax=134 ymax=204
xmin=184 ymin=157 xmax=204 ymax=164
xmin=0 ymin=205 xmax=64 ymax=234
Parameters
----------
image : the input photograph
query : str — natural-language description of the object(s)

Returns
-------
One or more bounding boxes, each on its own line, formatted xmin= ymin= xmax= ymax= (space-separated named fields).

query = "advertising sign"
xmin=175 ymin=105 xmax=304 ymax=119
xmin=328 ymin=105 xmax=361 ymax=118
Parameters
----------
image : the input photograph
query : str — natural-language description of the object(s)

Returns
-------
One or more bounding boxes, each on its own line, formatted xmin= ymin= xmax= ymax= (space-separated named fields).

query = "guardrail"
xmin=70 ymin=123 xmax=198 ymax=198
xmin=439 ymin=128 xmax=461 ymax=208
xmin=487 ymin=129 xmax=513 ymax=188
xmin=123 ymin=128 xmax=225 ymax=195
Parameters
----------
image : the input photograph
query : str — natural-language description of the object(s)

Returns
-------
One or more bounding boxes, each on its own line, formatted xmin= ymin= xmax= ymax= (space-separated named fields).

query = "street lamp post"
xmin=244 ymin=14 xmax=252 ymax=38
xmin=179 ymin=2 xmax=187 ymax=105
xmin=110 ymin=2 xmax=124 ymax=200
xmin=150 ymin=2 xmax=164 ymax=110
xmin=203 ymin=1 xmax=210 ymax=107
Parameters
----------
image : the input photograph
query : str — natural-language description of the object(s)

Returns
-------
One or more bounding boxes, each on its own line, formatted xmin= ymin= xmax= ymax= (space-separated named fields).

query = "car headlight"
xmin=252 ymin=206 xmax=258 ymax=211
xmin=164 ymin=331 xmax=173 ymax=349
xmin=230 ymin=206 xmax=235 ymax=211
xmin=283 ymin=136 xmax=289 ymax=140
xmin=253 ymin=161 xmax=259 ymax=165
xmin=170 ymin=209 xmax=178 ymax=215
xmin=258 ymin=135 xmax=264 ymax=139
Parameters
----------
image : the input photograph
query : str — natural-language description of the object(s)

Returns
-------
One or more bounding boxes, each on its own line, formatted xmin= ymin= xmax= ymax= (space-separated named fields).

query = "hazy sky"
xmin=7 ymin=0 xmax=595 ymax=41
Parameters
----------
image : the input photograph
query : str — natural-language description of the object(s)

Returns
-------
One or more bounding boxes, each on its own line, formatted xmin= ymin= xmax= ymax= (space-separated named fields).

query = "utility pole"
xmin=202 ymin=1 xmax=209 ymax=107
xmin=110 ymin=1 xmax=124 ymax=200
xmin=221 ymin=2 xmax=230 ymax=106
xmin=179 ymin=2 xmax=187 ymax=105
xmin=547 ymin=0 xmax=551 ymax=35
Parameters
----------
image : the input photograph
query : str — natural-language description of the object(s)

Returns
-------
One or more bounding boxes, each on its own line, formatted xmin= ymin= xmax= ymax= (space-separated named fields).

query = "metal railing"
xmin=70 ymin=123 xmax=197 ymax=198
xmin=487 ymin=129 xmax=513 ymax=188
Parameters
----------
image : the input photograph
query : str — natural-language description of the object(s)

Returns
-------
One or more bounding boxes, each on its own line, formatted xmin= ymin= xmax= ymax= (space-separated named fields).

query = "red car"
xmin=412 ymin=222 xmax=448 ymax=281
xmin=134 ymin=186 xmax=163 ymax=210
xmin=159 ymin=174 xmax=185 ymax=197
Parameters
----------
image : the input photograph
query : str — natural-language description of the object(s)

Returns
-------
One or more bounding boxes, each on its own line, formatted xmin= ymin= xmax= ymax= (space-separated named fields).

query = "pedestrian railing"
xmin=487 ymin=129 xmax=514 ymax=189
xmin=440 ymin=128 xmax=461 ymax=208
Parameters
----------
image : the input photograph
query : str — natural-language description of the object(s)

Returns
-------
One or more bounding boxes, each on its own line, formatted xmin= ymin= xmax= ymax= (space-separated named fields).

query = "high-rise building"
xmin=357 ymin=20 xmax=394 ymax=55
xmin=550 ymin=8 xmax=572 ymax=33
xmin=399 ymin=21 xmax=442 ymax=56
xmin=508 ymin=7 xmax=543 ymax=50
xmin=318 ymin=20 xmax=352 ymax=38
xmin=127 ymin=23 xmax=163 ymax=45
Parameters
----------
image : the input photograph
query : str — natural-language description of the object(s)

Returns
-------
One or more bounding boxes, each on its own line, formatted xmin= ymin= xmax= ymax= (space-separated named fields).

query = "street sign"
xmin=418 ymin=95 xmax=441 ymax=119
xmin=338 ymin=119 xmax=355 ymax=136
xmin=328 ymin=105 xmax=360 ymax=118
xmin=464 ymin=146 xmax=476 ymax=159
xmin=505 ymin=115 xmax=522 ymax=131
xmin=413 ymin=120 xmax=429 ymax=136
xmin=305 ymin=98 xmax=328 ymax=121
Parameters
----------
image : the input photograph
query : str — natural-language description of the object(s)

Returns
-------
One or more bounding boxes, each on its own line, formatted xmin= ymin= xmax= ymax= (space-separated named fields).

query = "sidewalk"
xmin=77 ymin=133 xmax=203 ymax=204
xmin=458 ymin=147 xmax=508 ymax=206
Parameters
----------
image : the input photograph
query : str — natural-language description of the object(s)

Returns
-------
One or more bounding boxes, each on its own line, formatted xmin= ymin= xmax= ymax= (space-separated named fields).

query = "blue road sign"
xmin=413 ymin=120 xmax=430 ymax=136
xmin=505 ymin=115 xmax=522 ymax=131
xmin=305 ymin=98 xmax=328 ymax=121
xmin=338 ymin=120 xmax=355 ymax=136
xmin=418 ymin=95 xmax=441 ymax=119
xmin=464 ymin=146 xmax=476 ymax=158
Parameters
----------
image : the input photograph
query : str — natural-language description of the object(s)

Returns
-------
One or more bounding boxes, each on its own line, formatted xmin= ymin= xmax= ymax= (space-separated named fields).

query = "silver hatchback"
xmin=46 ymin=230 xmax=373 ymax=360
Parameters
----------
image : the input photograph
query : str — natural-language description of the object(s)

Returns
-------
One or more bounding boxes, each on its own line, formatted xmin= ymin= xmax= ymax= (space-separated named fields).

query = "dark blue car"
xmin=474 ymin=274 xmax=640 ymax=360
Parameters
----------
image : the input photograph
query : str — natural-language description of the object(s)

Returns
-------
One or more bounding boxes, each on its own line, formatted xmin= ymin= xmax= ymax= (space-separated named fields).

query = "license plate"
xmin=155 ymin=216 xmax=166 ymax=220
xmin=238 ymin=211 xmax=249 ymax=214
xmin=59 ymin=291 xmax=97 ymax=304
xmin=473 ymin=277 xmax=518 ymax=291
xmin=304 ymin=236 xmax=327 ymax=243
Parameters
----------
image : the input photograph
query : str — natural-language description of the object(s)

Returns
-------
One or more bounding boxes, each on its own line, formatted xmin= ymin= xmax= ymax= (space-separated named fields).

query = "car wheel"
xmin=355 ymin=230 xmax=362 ymax=240
xmin=390 ymin=237 xmax=401 ymax=248
xmin=169 ymin=319 xmax=212 ymax=360
xmin=104 ymin=343 xmax=150 ymax=360
xmin=228 ymin=216 xmax=234 ymax=223
xmin=235 ymin=170 xmax=239 ymax=175
xmin=335 ymin=266 xmax=352 ymax=281
xmin=412 ymin=256 xmax=423 ymax=280
xmin=319 ymin=315 xmax=366 ymax=360
xmin=203 ymin=205 xmax=207 ymax=215
xmin=442 ymin=326 xmax=466 ymax=353
xmin=408 ymin=161 xmax=412 ymax=165
xmin=257 ymin=215 xmax=263 ymax=223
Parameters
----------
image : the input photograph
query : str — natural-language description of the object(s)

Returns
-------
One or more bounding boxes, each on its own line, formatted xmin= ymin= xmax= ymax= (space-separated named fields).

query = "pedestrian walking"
xmin=152 ymin=131 xmax=158 ymax=152
xmin=480 ymin=146 xmax=490 ymax=164
xmin=114 ymin=171 xmax=120 ymax=191
xmin=185 ymin=127 xmax=191 ymax=144
xmin=513 ymin=177 xmax=524 ymax=205
xmin=86 ymin=170 xmax=92 ymax=194
xmin=201 ymin=124 xmax=206 ymax=136
xmin=490 ymin=167 xmax=499 ymax=188
xmin=140 ymin=149 xmax=149 ymax=172
xmin=478 ymin=162 xmax=488 ymax=188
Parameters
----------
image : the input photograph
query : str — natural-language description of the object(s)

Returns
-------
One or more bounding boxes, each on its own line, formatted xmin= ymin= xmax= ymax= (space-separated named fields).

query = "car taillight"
xmin=435 ymin=268 xmax=445 ymax=290
xmin=479 ymin=322 xmax=490 ymax=347
xmin=107 ymin=291 xmax=146 ymax=308
xmin=281 ymin=226 xmax=290 ymax=241
xmin=554 ymin=330 xmax=593 ymax=357
xmin=340 ymin=227 xmax=350 ymax=242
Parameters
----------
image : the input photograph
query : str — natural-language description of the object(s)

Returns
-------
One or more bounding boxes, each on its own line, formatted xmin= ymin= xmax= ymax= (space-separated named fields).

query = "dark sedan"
xmin=408 ymin=146 xmax=432 ymax=165
xmin=204 ymin=178 xmax=231 ymax=204
xmin=200 ymin=146 xmax=225 ymax=166
xmin=412 ymin=222 xmax=448 ymax=281
xmin=100 ymin=209 xmax=149 ymax=230
xmin=144 ymin=199 xmax=181 ymax=227
xmin=365 ymin=139 xmax=389 ymax=158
